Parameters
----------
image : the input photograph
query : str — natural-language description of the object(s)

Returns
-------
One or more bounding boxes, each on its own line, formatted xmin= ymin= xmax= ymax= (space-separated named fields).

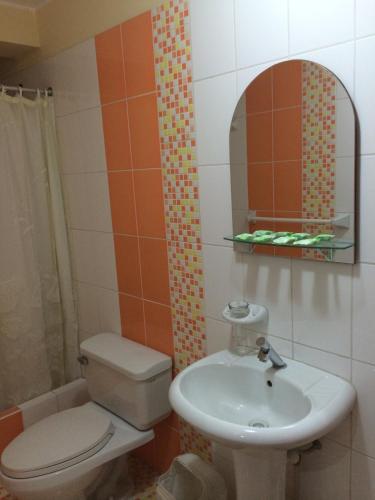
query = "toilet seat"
xmin=1 ymin=405 xmax=114 ymax=479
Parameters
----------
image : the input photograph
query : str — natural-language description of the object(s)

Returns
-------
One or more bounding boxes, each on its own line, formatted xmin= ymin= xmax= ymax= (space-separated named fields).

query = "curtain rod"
xmin=1 ymin=85 xmax=53 ymax=96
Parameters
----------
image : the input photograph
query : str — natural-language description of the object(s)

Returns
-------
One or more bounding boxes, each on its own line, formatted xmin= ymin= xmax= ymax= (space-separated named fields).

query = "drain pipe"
xmin=287 ymin=440 xmax=322 ymax=466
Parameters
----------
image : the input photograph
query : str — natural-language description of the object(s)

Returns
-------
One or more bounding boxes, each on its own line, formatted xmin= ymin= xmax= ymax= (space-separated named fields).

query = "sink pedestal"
xmin=233 ymin=448 xmax=287 ymax=500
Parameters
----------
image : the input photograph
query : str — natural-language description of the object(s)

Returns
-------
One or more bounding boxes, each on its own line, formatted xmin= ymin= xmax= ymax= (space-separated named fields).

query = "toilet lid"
xmin=1 ymin=405 xmax=114 ymax=479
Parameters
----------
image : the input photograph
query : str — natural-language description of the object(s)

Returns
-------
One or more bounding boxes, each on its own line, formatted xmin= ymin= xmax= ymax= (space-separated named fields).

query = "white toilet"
xmin=0 ymin=333 xmax=172 ymax=500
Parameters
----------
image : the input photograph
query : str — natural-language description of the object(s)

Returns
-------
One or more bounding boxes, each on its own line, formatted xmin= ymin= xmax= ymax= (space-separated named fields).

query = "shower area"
xmin=0 ymin=84 xmax=79 ymax=411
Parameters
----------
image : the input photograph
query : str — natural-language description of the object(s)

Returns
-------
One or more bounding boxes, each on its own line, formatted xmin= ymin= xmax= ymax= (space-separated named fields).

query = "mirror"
xmin=229 ymin=60 xmax=355 ymax=263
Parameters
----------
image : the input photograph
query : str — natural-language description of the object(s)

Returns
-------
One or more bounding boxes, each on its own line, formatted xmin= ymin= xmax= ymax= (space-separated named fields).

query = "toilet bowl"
xmin=0 ymin=334 xmax=172 ymax=500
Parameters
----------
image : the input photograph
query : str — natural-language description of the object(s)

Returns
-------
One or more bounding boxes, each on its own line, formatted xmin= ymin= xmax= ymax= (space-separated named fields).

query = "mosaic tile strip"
xmin=152 ymin=0 xmax=206 ymax=372
xmin=179 ymin=419 xmax=212 ymax=464
xmin=301 ymin=61 xmax=336 ymax=261
xmin=152 ymin=0 xmax=210 ymax=459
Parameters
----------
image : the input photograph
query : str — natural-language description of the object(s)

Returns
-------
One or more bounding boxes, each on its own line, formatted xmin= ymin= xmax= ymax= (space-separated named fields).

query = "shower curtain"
xmin=0 ymin=90 xmax=79 ymax=409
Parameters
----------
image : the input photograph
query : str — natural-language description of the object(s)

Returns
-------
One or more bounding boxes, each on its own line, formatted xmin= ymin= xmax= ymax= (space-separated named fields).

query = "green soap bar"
xmin=273 ymin=231 xmax=293 ymax=237
xmin=315 ymin=234 xmax=335 ymax=241
xmin=273 ymin=236 xmax=297 ymax=245
xmin=253 ymin=234 xmax=275 ymax=243
xmin=253 ymin=230 xmax=274 ymax=236
xmin=293 ymin=238 xmax=318 ymax=246
xmin=234 ymin=233 xmax=254 ymax=241
xmin=292 ymin=233 xmax=311 ymax=240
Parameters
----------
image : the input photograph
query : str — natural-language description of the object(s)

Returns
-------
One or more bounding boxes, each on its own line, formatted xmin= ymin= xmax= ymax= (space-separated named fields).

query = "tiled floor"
xmin=0 ymin=456 xmax=159 ymax=500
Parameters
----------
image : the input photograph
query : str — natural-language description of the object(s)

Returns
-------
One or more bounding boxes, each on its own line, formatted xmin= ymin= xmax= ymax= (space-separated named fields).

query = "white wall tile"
xmin=296 ymin=439 xmax=351 ymax=500
xmin=292 ymin=42 xmax=355 ymax=97
xmin=194 ymin=72 xmax=237 ymax=165
xmin=77 ymin=281 xmax=121 ymax=338
xmin=356 ymin=0 xmax=375 ymax=38
xmin=202 ymin=244 xmax=245 ymax=320
xmin=292 ymin=260 xmax=352 ymax=356
xmin=359 ymin=156 xmax=375 ymax=263
xmin=355 ymin=37 xmax=375 ymax=155
xmin=206 ymin=317 xmax=232 ymax=355
xmin=351 ymin=451 xmax=375 ymax=500
xmin=190 ymin=0 xmax=235 ymax=80
xmin=243 ymin=254 xmax=292 ymax=340
xmin=19 ymin=392 xmax=57 ymax=428
xmin=70 ymin=230 xmax=117 ymax=290
xmin=57 ymin=107 xmax=106 ymax=174
xmin=289 ymin=0 xmax=354 ymax=54
xmin=63 ymin=173 xmax=112 ymax=232
xmin=265 ymin=335 xmax=293 ymax=358
xmin=293 ymin=343 xmax=351 ymax=380
xmin=237 ymin=63 xmax=275 ymax=98
xmin=198 ymin=165 xmax=233 ymax=246
xmin=49 ymin=39 xmax=101 ymax=117
xmin=353 ymin=264 xmax=375 ymax=364
xmin=352 ymin=360 xmax=375 ymax=458
xmin=235 ymin=0 xmax=288 ymax=68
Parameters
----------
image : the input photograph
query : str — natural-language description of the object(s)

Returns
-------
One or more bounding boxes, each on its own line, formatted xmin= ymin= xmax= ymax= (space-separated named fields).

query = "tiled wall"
xmin=192 ymin=0 xmax=375 ymax=497
xmin=4 ymin=0 xmax=375 ymax=497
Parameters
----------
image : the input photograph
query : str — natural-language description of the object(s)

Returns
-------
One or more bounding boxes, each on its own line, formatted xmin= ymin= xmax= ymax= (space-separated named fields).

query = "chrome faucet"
xmin=256 ymin=337 xmax=287 ymax=369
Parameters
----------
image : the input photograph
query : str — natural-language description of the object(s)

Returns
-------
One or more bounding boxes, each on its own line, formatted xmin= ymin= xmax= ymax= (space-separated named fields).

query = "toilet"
xmin=0 ymin=333 xmax=172 ymax=500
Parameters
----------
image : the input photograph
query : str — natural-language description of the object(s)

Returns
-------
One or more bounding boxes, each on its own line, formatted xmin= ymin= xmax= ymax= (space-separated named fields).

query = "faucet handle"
xmin=256 ymin=337 xmax=270 ymax=351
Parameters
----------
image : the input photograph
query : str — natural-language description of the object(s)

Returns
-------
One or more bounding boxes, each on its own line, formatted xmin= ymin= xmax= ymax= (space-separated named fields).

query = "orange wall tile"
xmin=108 ymin=171 xmax=137 ymax=235
xmin=122 ymin=12 xmax=156 ymax=97
xmin=144 ymin=301 xmax=174 ymax=356
xmin=102 ymin=101 xmax=132 ymax=170
xmin=115 ymin=235 xmax=142 ymax=296
xmin=273 ymin=107 xmax=302 ymax=161
xmin=0 ymin=408 xmax=23 ymax=455
xmin=128 ymin=94 xmax=161 ymax=169
xmin=96 ymin=7 xmax=192 ymax=473
xmin=119 ymin=294 xmax=146 ymax=344
xmin=273 ymin=60 xmax=302 ymax=109
xmin=139 ymin=238 xmax=170 ymax=305
xmin=246 ymin=69 xmax=272 ymax=114
xmin=248 ymin=163 xmax=274 ymax=211
xmin=95 ymin=26 xmax=126 ymax=104
xmin=247 ymin=111 xmax=272 ymax=163
xmin=133 ymin=169 xmax=166 ymax=238
xmin=274 ymin=161 xmax=302 ymax=212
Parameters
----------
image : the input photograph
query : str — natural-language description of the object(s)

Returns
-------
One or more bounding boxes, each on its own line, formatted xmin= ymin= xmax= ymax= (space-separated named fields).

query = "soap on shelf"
xmin=315 ymin=234 xmax=335 ymax=241
xmin=234 ymin=232 xmax=254 ymax=241
xmin=273 ymin=236 xmax=298 ymax=245
xmin=292 ymin=233 xmax=311 ymax=240
xmin=253 ymin=230 xmax=274 ymax=236
xmin=252 ymin=234 xmax=275 ymax=243
xmin=293 ymin=237 xmax=319 ymax=246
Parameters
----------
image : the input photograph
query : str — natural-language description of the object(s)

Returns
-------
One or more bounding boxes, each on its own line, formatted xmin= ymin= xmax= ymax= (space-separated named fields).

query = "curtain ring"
xmin=18 ymin=85 xmax=23 ymax=97
xmin=1 ymin=85 xmax=6 ymax=96
xmin=37 ymin=88 xmax=41 ymax=99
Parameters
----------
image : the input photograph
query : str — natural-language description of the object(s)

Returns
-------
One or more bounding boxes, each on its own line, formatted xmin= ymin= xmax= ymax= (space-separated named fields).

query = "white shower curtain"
xmin=0 ymin=90 xmax=79 ymax=409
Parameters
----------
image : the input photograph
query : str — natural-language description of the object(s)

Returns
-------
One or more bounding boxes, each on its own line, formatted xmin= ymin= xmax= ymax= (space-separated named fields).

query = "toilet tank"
xmin=80 ymin=333 xmax=172 ymax=430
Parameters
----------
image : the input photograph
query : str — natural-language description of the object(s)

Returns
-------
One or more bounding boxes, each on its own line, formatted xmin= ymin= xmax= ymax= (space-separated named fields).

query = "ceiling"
xmin=0 ymin=0 xmax=49 ymax=8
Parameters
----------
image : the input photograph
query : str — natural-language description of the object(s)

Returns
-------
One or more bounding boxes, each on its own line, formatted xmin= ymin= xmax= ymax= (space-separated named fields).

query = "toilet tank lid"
xmin=80 ymin=333 xmax=172 ymax=381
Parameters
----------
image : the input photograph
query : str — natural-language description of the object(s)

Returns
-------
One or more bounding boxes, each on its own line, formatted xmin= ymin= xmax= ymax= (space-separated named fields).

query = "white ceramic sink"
xmin=169 ymin=350 xmax=356 ymax=450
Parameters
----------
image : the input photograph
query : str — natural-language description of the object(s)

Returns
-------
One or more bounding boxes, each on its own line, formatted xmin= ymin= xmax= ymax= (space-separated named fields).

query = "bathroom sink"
xmin=169 ymin=350 xmax=356 ymax=449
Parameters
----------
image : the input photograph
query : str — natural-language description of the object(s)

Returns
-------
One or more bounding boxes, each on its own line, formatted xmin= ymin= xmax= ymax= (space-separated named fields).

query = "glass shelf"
xmin=224 ymin=236 xmax=354 ymax=251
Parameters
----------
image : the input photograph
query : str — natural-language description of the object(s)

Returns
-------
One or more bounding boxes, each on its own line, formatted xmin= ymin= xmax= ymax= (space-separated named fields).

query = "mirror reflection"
xmin=229 ymin=60 xmax=355 ymax=263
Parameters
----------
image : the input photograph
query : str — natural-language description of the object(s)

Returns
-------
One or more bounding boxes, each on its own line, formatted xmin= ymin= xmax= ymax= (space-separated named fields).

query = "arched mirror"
xmin=227 ymin=60 xmax=355 ymax=263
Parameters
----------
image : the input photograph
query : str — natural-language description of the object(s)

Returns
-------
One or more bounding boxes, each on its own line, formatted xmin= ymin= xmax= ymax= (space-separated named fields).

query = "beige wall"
xmin=0 ymin=4 xmax=39 ymax=49
xmin=5 ymin=0 xmax=161 ymax=75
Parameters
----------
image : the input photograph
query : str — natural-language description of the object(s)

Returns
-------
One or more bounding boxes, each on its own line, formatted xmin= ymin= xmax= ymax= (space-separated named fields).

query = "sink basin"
xmin=169 ymin=350 xmax=356 ymax=450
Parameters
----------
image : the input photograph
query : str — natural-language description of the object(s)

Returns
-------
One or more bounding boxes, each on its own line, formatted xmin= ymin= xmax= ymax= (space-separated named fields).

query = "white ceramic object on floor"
xmin=169 ymin=349 xmax=356 ymax=499
xmin=0 ymin=334 xmax=172 ymax=500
